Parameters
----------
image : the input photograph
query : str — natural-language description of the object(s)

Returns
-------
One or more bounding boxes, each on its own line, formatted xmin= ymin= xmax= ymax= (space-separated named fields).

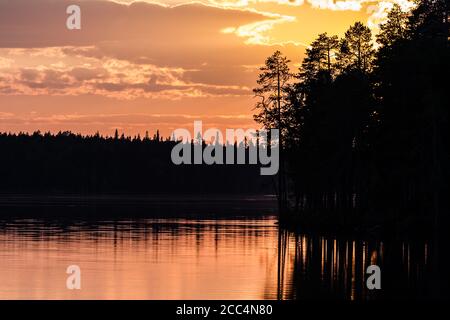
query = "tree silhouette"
xmin=253 ymin=50 xmax=292 ymax=138
xmin=376 ymin=4 xmax=409 ymax=48
xmin=300 ymin=33 xmax=339 ymax=82
xmin=253 ymin=50 xmax=292 ymax=212
xmin=337 ymin=22 xmax=374 ymax=74
xmin=0 ymin=131 xmax=271 ymax=195
xmin=253 ymin=0 xmax=449 ymax=234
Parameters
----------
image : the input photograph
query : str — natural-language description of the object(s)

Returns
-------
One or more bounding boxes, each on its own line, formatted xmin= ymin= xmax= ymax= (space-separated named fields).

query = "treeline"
xmin=0 ymin=131 xmax=271 ymax=194
xmin=254 ymin=1 xmax=449 ymax=227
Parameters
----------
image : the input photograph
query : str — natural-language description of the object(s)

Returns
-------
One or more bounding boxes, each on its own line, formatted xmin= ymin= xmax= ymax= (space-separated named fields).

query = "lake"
xmin=0 ymin=204 xmax=434 ymax=300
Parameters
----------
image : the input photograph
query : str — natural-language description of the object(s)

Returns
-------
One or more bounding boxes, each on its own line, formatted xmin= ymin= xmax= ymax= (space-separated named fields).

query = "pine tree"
xmin=337 ymin=22 xmax=375 ymax=74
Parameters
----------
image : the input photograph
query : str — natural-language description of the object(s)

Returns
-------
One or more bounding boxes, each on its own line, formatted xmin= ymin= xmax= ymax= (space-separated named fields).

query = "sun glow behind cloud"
xmin=113 ymin=0 xmax=415 ymax=45
xmin=0 ymin=0 xmax=415 ymax=136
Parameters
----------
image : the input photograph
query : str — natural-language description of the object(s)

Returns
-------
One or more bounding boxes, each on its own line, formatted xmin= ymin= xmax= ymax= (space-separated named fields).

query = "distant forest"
xmin=253 ymin=1 xmax=449 ymax=229
xmin=0 ymin=130 xmax=271 ymax=194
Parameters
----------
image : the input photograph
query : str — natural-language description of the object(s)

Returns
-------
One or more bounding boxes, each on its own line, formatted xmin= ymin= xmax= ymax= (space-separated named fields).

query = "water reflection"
xmin=0 ymin=217 xmax=433 ymax=300
xmin=0 ymin=216 xmax=280 ymax=300
xmin=276 ymin=230 xmax=432 ymax=300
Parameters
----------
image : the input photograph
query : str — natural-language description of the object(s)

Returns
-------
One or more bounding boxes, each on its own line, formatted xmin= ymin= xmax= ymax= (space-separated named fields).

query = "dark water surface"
xmin=0 ymin=204 xmax=433 ymax=300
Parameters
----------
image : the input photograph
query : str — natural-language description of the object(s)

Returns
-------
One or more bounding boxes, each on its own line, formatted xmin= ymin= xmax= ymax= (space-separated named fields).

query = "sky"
xmin=0 ymin=0 xmax=414 ymax=137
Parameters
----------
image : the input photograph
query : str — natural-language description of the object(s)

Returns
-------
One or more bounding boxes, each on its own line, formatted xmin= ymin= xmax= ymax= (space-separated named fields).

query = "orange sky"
xmin=0 ymin=0 xmax=414 ymax=137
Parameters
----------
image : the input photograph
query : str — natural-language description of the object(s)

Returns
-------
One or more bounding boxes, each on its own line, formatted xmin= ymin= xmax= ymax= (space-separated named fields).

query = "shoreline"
xmin=0 ymin=193 xmax=278 ymax=218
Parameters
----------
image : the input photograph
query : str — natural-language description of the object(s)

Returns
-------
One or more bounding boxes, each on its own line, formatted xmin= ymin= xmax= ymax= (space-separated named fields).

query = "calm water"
xmin=0 ymin=215 xmax=433 ymax=300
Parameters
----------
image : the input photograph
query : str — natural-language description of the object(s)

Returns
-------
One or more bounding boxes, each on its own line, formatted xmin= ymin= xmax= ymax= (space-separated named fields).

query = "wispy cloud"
xmin=222 ymin=13 xmax=296 ymax=45
xmin=0 ymin=49 xmax=252 ymax=100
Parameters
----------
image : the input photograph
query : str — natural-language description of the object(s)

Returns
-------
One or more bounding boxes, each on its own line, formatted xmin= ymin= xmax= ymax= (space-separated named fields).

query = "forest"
xmin=252 ymin=0 xmax=449 ymax=232
xmin=0 ymin=130 xmax=271 ymax=195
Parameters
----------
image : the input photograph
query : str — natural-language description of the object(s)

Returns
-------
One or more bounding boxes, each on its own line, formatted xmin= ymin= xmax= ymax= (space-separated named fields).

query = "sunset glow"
xmin=0 ymin=0 xmax=412 ymax=136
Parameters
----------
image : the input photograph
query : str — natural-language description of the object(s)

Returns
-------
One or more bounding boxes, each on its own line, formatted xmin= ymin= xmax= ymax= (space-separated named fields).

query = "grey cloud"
xmin=0 ymin=0 xmax=304 ymax=93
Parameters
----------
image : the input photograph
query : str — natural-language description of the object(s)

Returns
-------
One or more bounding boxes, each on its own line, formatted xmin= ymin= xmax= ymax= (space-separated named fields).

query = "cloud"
xmin=0 ymin=111 xmax=14 ymax=120
xmin=0 ymin=0 xmax=415 ymax=101
xmin=0 ymin=56 xmax=13 ymax=68
xmin=366 ymin=1 xmax=415 ymax=31
xmin=159 ymin=0 xmax=415 ymax=32
xmin=0 ymin=0 xmax=416 ymax=136
xmin=222 ymin=13 xmax=296 ymax=45
xmin=0 ymin=0 xmax=283 ymax=48
xmin=0 ymin=0 xmax=304 ymax=100
xmin=0 ymin=50 xmax=253 ymax=99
